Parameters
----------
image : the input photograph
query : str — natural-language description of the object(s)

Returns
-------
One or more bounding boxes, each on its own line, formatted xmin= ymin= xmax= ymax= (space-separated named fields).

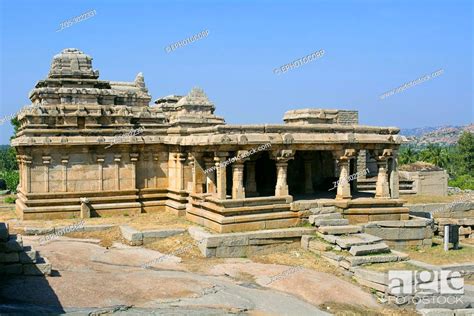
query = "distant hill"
xmin=402 ymin=124 xmax=474 ymax=146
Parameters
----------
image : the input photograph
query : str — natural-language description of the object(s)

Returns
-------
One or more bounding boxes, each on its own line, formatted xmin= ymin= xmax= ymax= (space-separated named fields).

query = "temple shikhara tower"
xmin=12 ymin=48 xmax=407 ymax=232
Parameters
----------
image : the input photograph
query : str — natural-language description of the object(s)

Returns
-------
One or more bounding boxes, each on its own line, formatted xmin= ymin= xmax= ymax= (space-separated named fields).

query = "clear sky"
xmin=0 ymin=0 xmax=472 ymax=145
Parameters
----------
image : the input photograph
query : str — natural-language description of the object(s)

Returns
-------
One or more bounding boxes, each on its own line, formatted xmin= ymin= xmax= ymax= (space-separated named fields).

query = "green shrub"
xmin=449 ymin=174 xmax=474 ymax=190
xmin=4 ymin=196 xmax=16 ymax=204
xmin=0 ymin=170 xmax=19 ymax=192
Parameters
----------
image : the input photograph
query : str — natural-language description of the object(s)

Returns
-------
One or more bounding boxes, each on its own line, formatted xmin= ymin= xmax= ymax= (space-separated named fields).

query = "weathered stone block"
xmin=119 ymin=225 xmax=143 ymax=246
xmin=23 ymin=227 xmax=54 ymax=235
xmin=0 ymin=252 xmax=19 ymax=263
xmin=23 ymin=258 xmax=52 ymax=276
xmin=313 ymin=218 xmax=349 ymax=227
xmin=142 ymin=228 xmax=186 ymax=239
xmin=0 ymin=263 xmax=22 ymax=275
xmin=308 ymin=239 xmax=333 ymax=252
xmin=0 ymin=223 xmax=9 ymax=241
xmin=349 ymin=242 xmax=390 ymax=256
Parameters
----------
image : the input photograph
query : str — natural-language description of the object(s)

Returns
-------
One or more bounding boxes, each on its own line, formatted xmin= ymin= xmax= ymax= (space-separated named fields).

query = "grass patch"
xmin=400 ymin=194 xmax=464 ymax=204
xmin=405 ymin=244 xmax=474 ymax=265
xmin=363 ymin=261 xmax=422 ymax=272
xmin=320 ymin=302 xmax=417 ymax=316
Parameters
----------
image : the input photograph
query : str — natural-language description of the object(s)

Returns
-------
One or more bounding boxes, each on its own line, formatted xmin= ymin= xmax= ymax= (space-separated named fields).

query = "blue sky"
xmin=0 ymin=0 xmax=472 ymax=145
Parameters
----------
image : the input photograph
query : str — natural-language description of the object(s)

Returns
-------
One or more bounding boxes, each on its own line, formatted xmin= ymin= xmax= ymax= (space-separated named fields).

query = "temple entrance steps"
xmin=301 ymin=211 xmax=409 ymax=267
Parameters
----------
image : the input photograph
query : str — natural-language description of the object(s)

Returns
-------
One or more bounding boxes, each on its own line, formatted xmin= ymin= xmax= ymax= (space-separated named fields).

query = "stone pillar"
xmin=24 ymin=156 xmax=32 ymax=193
xmin=389 ymin=154 xmax=400 ymax=199
xmin=130 ymin=153 xmax=139 ymax=189
xmin=114 ymin=154 xmax=121 ymax=190
xmin=375 ymin=158 xmax=390 ymax=199
xmin=245 ymin=161 xmax=257 ymax=196
xmin=336 ymin=158 xmax=351 ymax=200
xmin=304 ymin=159 xmax=313 ymax=194
xmin=204 ymin=158 xmax=216 ymax=194
xmin=214 ymin=153 xmax=228 ymax=200
xmin=176 ymin=153 xmax=186 ymax=191
xmin=273 ymin=150 xmax=294 ymax=197
xmin=232 ymin=162 xmax=245 ymax=199
xmin=80 ymin=197 xmax=91 ymax=219
xmin=42 ymin=156 xmax=51 ymax=193
xmin=62 ymin=156 xmax=69 ymax=192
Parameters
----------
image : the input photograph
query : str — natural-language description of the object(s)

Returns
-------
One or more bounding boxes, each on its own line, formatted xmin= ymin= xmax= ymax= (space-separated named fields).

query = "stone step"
xmin=309 ymin=206 xmax=337 ymax=215
xmin=334 ymin=233 xmax=382 ymax=249
xmin=349 ymin=242 xmax=390 ymax=256
xmin=23 ymin=257 xmax=52 ymax=276
xmin=318 ymin=225 xmax=362 ymax=235
xmin=345 ymin=252 xmax=403 ymax=266
xmin=19 ymin=246 xmax=38 ymax=263
xmin=313 ymin=218 xmax=349 ymax=227
xmin=308 ymin=213 xmax=342 ymax=224
xmin=0 ymin=234 xmax=23 ymax=252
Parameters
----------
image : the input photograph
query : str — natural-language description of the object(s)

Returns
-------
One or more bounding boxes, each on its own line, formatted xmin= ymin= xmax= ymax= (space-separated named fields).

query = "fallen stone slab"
xmin=142 ymin=228 xmax=186 ymax=239
xmin=120 ymin=225 xmax=143 ymax=246
xmin=318 ymin=225 xmax=362 ymax=235
xmin=346 ymin=253 xmax=401 ymax=266
xmin=349 ymin=242 xmax=390 ymax=256
xmin=308 ymin=239 xmax=333 ymax=252
xmin=82 ymin=224 xmax=116 ymax=232
xmin=315 ymin=232 xmax=337 ymax=244
xmin=23 ymin=227 xmax=55 ymax=235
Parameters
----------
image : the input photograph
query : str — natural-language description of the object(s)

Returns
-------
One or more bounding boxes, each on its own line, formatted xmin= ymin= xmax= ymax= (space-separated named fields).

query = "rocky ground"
xmin=0 ymin=235 xmax=415 ymax=315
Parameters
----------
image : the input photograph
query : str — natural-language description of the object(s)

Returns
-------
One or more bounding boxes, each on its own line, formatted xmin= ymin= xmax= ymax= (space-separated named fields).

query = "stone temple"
xmin=12 ymin=48 xmax=407 ymax=233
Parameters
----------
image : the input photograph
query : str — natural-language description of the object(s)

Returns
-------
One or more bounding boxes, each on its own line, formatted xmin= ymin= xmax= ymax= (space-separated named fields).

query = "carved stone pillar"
xmin=389 ymin=153 xmax=399 ymax=199
xmin=304 ymin=159 xmax=313 ymax=194
xmin=232 ymin=162 xmax=245 ymax=199
xmin=42 ymin=156 xmax=51 ymax=193
xmin=24 ymin=156 xmax=32 ymax=193
xmin=214 ymin=152 xmax=228 ymax=200
xmin=204 ymin=157 xmax=216 ymax=194
xmin=114 ymin=154 xmax=121 ymax=190
xmin=130 ymin=153 xmax=139 ymax=189
xmin=62 ymin=156 xmax=69 ymax=192
xmin=336 ymin=158 xmax=351 ymax=200
xmin=335 ymin=149 xmax=356 ymax=200
xmin=245 ymin=161 xmax=257 ymax=196
xmin=273 ymin=150 xmax=294 ymax=197
xmin=375 ymin=150 xmax=391 ymax=198
xmin=176 ymin=153 xmax=186 ymax=191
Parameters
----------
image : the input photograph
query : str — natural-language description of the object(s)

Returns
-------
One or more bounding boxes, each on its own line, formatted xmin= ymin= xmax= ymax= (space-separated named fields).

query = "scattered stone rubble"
xmin=0 ymin=222 xmax=51 ymax=276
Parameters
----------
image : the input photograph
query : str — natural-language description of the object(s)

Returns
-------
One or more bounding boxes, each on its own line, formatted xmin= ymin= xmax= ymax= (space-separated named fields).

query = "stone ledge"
xmin=120 ymin=225 xmax=187 ymax=246
xmin=188 ymin=226 xmax=315 ymax=258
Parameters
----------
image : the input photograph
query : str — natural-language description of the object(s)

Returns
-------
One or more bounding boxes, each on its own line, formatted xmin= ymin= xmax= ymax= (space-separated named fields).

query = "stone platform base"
xmin=363 ymin=219 xmax=433 ymax=249
xmin=188 ymin=226 xmax=316 ymax=257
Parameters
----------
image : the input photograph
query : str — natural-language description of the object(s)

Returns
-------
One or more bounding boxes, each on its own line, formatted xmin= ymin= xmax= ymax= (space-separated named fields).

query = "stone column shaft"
xmin=215 ymin=156 xmax=227 ymax=200
xmin=336 ymin=159 xmax=352 ymax=200
xmin=232 ymin=163 xmax=245 ymax=199
xmin=389 ymin=157 xmax=399 ymax=198
xmin=275 ymin=162 xmax=289 ymax=196
xmin=204 ymin=160 xmax=216 ymax=194
xmin=375 ymin=159 xmax=390 ymax=198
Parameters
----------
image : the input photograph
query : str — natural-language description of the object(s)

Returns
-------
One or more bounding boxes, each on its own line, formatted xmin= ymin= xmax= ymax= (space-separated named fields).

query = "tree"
xmin=456 ymin=131 xmax=474 ymax=176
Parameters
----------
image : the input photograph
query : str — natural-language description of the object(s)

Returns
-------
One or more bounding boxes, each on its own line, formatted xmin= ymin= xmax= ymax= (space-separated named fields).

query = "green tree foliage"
xmin=398 ymin=131 xmax=474 ymax=190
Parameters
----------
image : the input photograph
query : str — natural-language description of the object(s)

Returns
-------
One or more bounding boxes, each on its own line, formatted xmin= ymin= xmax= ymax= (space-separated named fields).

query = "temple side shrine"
xmin=12 ymin=49 xmax=407 ymax=232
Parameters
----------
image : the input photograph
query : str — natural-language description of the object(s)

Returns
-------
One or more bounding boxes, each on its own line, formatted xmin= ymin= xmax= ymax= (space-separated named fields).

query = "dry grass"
xmin=319 ymin=302 xmax=417 ymax=316
xmin=405 ymin=244 xmax=474 ymax=265
xmin=65 ymin=227 xmax=122 ymax=248
xmin=400 ymin=194 xmax=464 ymax=204
xmin=363 ymin=261 xmax=423 ymax=272
xmin=250 ymin=248 xmax=344 ymax=277
xmin=4 ymin=209 xmax=194 ymax=232
xmin=0 ymin=208 xmax=16 ymax=222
